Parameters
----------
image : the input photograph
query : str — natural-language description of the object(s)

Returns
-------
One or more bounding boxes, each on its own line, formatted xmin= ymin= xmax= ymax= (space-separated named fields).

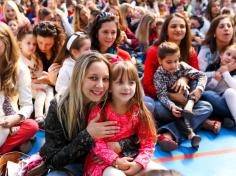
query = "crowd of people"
xmin=0 ymin=0 xmax=236 ymax=175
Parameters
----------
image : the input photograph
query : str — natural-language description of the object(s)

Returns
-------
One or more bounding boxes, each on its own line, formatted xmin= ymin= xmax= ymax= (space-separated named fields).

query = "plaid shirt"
xmin=153 ymin=61 xmax=207 ymax=110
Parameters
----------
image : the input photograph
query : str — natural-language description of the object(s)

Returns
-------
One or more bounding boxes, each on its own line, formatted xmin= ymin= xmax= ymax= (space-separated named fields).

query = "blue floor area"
xmin=28 ymin=130 xmax=45 ymax=155
xmin=30 ymin=128 xmax=236 ymax=176
xmin=153 ymin=128 xmax=236 ymax=176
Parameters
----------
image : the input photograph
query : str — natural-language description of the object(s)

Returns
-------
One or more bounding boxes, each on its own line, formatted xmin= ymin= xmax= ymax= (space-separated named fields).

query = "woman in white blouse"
xmin=0 ymin=22 xmax=38 ymax=154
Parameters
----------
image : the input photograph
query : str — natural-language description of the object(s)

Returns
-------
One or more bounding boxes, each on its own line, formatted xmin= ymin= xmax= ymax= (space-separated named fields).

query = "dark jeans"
xmin=144 ymin=97 xmax=213 ymax=143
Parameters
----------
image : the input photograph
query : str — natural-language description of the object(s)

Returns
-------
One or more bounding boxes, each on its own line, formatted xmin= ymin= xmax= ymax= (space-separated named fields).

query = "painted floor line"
xmin=154 ymin=148 xmax=236 ymax=163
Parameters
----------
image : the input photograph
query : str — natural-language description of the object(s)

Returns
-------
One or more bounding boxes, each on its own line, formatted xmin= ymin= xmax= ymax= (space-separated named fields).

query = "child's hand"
xmin=48 ymin=63 xmax=61 ymax=85
xmin=171 ymin=77 xmax=189 ymax=93
xmin=214 ymin=71 xmax=222 ymax=81
xmin=124 ymin=161 xmax=142 ymax=175
xmin=114 ymin=157 xmax=133 ymax=170
xmin=227 ymin=61 xmax=236 ymax=72
xmin=189 ymin=88 xmax=202 ymax=102
xmin=171 ymin=105 xmax=183 ymax=118
xmin=218 ymin=65 xmax=229 ymax=74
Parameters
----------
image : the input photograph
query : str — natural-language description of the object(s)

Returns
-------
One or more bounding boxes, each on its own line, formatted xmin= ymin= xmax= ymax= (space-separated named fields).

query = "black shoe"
xmin=223 ymin=117 xmax=236 ymax=129
xmin=191 ymin=135 xmax=201 ymax=149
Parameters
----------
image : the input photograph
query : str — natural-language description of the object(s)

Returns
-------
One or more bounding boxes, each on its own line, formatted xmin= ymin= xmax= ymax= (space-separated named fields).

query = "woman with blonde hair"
xmin=2 ymin=0 xmax=30 ymax=28
xmin=40 ymin=51 xmax=120 ymax=175
xmin=0 ymin=22 xmax=38 ymax=154
xmin=135 ymin=12 xmax=159 ymax=63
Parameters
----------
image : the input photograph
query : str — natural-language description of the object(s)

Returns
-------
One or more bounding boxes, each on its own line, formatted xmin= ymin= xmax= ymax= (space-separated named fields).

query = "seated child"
xmin=206 ymin=43 xmax=236 ymax=126
xmin=84 ymin=61 xmax=164 ymax=176
xmin=153 ymin=41 xmax=207 ymax=149
xmin=17 ymin=26 xmax=54 ymax=126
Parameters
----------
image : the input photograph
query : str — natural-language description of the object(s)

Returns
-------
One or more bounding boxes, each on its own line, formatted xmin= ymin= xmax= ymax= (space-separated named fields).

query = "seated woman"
xmin=89 ymin=12 xmax=132 ymax=62
xmin=143 ymin=13 xmax=214 ymax=152
xmin=198 ymin=15 xmax=235 ymax=128
xmin=0 ymin=22 xmax=38 ymax=154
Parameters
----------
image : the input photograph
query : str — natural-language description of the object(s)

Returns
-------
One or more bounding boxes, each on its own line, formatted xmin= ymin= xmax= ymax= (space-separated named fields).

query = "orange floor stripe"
xmin=154 ymin=148 xmax=236 ymax=163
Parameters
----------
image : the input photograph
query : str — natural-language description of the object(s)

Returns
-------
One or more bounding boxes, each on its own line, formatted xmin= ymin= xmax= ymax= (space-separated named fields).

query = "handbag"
xmin=0 ymin=151 xmax=28 ymax=176
xmin=0 ymin=151 xmax=47 ymax=176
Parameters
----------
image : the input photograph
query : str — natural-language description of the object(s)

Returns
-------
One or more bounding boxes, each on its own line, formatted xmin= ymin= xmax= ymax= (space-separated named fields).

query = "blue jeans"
xmin=47 ymin=164 xmax=83 ymax=176
xmin=201 ymin=90 xmax=232 ymax=118
xmin=145 ymin=97 xmax=213 ymax=143
xmin=144 ymin=96 xmax=155 ymax=113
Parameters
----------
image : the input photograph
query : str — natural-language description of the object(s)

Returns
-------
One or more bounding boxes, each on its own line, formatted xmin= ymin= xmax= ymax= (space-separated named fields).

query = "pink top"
xmin=84 ymin=103 xmax=155 ymax=176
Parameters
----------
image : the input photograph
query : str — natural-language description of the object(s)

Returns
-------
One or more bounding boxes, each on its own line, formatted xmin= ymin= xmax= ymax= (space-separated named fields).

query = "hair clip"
xmin=66 ymin=32 xmax=86 ymax=50
xmin=98 ymin=12 xmax=115 ymax=21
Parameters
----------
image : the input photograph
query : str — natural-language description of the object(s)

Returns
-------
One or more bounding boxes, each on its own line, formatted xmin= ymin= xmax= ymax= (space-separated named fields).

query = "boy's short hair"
xmin=158 ymin=41 xmax=180 ymax=60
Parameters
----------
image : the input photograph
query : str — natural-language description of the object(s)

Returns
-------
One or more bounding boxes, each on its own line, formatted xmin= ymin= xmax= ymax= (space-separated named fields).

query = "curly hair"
xmin=0 ymin=22 xmax=19 ymax=97
xmin=33 ymin=21 xmax=66 ymax=62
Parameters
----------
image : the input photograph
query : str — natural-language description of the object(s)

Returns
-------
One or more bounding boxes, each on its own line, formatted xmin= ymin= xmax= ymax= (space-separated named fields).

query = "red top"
xmin=143 ymin=45 xmax=199 ymax=99
xmin=117 ymin=47 xmax=132 ymax=61
xmin=84 ymin=104 xmax=155 ymax=176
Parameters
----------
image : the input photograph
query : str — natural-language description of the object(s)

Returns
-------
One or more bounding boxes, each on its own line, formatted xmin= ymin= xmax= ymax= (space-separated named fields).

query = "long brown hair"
xmin=109 ymin=61 xmax=157 ymax=142
xmin=154 ymin=13 xmax=191 ymax=63
xmin=0 ymin=22 xmax=19 ymax=97
xmin=202 ymin=15 xmax=234 ymax=53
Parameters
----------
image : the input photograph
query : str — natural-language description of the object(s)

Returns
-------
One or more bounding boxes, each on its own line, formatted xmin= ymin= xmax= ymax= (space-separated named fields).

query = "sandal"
xmin=203 ymin=119 xmax=221 ymax=135
xmin=158 ymin=134 xmax=178 ymax=152
xmin=191 ymin=135 xmax=201 ymax=149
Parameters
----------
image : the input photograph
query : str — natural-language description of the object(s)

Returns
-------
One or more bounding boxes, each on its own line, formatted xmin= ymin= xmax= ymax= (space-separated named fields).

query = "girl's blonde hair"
xmin=225 ymin=43 xmax=236 ymax=50
xmin=0 ymin=22 xmax=19 ymax=97
xmin=136 ymin=13 xmax=156 ymax=49
xmin=57 ymin=51 xmax=111 ymax=139
xmin=119 ymin=3 xmax=133 ymax=25
xmin=110 ymin=61 xmax=157 ymax=142
xmin=3 ymin=0 xmax=25 ymax=24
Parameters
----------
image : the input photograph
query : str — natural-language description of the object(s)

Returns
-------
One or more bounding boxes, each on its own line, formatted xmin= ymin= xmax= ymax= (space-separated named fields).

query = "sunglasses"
xmin=37 ymin=22 xmax=56 ymax=32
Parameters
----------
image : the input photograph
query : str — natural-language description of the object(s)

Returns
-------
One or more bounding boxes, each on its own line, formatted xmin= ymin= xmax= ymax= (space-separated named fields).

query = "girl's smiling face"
xmin=221 ymin=47 xmax=236 ymax=65
xmin=5 ymin=4 xmax=17 ymax=20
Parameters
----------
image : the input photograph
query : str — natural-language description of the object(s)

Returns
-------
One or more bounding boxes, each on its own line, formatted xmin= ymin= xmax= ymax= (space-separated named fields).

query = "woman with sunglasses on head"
xmin=33 ymin=21 xmax=66 ymax=86
xmin=89 ymin=12 xmax=132 ymax=62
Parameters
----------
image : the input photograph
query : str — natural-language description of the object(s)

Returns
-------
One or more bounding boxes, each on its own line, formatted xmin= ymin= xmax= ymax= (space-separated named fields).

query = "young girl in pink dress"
xmin=84 ymin=61 xmax=163 ymax=176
